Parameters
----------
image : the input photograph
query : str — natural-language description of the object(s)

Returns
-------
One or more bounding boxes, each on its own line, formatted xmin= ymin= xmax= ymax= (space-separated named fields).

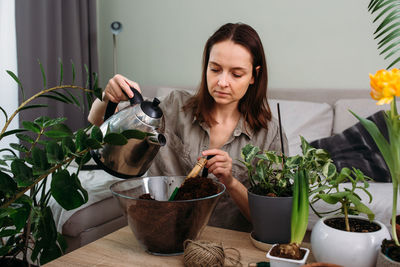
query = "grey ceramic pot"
xmin=248 ymin=190 xmax=293 ymax=244
xmin=377 ymin=250 xmax=400 ymax=267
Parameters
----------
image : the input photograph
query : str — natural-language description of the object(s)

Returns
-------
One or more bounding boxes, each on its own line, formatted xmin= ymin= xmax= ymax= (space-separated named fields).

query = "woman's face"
xmin=207 ymin=40 xmax=255 ymax=107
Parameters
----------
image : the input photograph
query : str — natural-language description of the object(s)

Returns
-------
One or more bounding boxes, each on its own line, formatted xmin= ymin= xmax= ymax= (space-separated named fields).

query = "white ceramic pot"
xmin=266 ymin=244 xmax=310 ymax=267
xmin=311 ymin=215 xmax=391 ymax=267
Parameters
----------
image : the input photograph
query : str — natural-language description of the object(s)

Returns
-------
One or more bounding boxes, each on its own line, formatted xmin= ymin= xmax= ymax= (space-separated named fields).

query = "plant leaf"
xmin=22 ymin=121 xmax=41 ymax=133
xmin=0 ymin=129 xmax=27 ymax=139
xmin=11 ymin=159 xmax=34 ymax=187
xmin=104 ymin=132 xmax=128 ymax=146
xmin=38 ymin=60 xmax=47 ymax=88
xmin=6 ymin=70 xmax=24 ymax=100
xmin=51 ymin=170 xmax=88 ymax=210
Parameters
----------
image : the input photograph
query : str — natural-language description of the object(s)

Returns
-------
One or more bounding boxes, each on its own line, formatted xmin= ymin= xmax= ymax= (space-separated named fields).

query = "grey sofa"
xmin=51 ymin=87 xmax=398 ymax=253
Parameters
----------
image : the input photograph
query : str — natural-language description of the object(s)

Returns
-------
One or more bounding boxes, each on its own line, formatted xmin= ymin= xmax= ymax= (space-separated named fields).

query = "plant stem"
xmin=0 ymin=85 xmax=92 ymax=139
xmin=392 ymin=180 xmax=399 ymax=245
xmin=343 ymin=201 xmax=350 ymax=231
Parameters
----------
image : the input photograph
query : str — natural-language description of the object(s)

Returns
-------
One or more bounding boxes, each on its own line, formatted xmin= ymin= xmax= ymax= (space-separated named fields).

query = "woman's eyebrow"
xmin=209 ymin=61 xmax=247 ymax=71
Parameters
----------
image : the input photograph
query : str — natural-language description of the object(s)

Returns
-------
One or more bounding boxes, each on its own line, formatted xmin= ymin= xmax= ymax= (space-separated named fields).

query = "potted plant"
xmin=0 ymin=63 xmax=145 ymax=266
xmin=366 ymin=1 xmax=400 ymax=265
xmin=310 ymin=164 xmax=390 ymax=267
xmin=266 ymin=168 xmax=310 ymax=267
xmin=241 ymin=136 xmax=331 ymax=246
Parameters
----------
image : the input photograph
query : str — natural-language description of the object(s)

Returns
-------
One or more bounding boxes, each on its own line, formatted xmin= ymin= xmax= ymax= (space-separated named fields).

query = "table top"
xmin=45 ymin=226 xmax=314 ymax=266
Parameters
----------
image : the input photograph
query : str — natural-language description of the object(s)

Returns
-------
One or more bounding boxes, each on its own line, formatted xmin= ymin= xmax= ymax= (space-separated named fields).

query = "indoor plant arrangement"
xmin=241 ymin=136 xmax=331 ymax=246
xmin=310 ymin=162 xmax=390 ymax=267
xmin=0 ymin=63 xmax=146 ymax=266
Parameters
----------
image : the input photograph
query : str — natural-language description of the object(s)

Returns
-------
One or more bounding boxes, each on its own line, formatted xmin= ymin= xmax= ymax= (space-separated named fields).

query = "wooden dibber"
xmin=186 ymin=157 xmax=208 ymax=179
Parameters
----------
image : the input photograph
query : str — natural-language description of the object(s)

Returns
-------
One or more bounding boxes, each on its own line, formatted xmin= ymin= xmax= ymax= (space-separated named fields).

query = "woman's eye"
xmin=232 ymin=73 xmax=242 ymax=78
xmin=210 ymin=68 xmax=219 ymax=73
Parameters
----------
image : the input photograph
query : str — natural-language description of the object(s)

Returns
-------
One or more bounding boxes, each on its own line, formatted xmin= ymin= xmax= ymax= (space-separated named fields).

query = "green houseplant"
xmin=308 ymin=139 xmax=391 ymax=267
xmin=241 ymin=136 xmax=331 ymax=248
xmin=0 ymin=63 xmax=147 ymax=266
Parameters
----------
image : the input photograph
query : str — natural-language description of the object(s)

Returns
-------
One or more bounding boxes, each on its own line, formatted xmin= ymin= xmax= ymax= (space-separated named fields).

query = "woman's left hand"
xmin=201 ymin=149 xmax=234 ymax=188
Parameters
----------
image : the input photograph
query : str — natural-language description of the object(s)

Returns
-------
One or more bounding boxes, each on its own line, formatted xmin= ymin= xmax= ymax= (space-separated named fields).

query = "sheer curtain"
xmin=15 ymin=0 xmax=98 ymax=132
xmin=0 ymin=0 xmax=19 ymax=152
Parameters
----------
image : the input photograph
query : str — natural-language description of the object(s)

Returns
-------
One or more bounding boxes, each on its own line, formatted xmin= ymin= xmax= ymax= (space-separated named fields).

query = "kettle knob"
xmin=141 ymin=98 xmax=163 ymax=118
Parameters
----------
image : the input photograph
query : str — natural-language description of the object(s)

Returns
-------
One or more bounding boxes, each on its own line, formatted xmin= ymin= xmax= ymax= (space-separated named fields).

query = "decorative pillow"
xmin=310 ymin=110 xmax=391 ymax=182
xmin=269 ymin=99 xmax=333 ymax=156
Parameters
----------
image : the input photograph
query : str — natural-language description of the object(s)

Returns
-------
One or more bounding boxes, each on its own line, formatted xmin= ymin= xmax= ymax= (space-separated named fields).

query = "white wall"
xmin=97 ymin=0 xmax=387 ymax=95
xmin=0 ymin=0 xmax=19 ymax=152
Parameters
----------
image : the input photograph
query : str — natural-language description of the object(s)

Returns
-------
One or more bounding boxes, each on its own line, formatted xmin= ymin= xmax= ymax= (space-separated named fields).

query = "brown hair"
xmin=183 ymin=22 xmax=271 ymax=132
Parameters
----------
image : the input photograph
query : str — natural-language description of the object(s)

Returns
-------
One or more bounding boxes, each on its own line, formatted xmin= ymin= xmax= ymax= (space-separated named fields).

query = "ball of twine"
xmin=183 ymin=239 xmax=241 ymax=267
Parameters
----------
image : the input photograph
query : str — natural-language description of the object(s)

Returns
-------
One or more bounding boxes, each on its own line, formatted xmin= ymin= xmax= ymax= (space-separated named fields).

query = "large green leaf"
xmin=32 ymin=147 xmax=49 ymax=172
xmin=22 ymin=121 xmax=41 ymax=133
xmin=46 ymin=141 xmax=64 ymax=164
xmin=0 ymin=171 xmax=17 ymax=198
xmin=76 ymin=129 xmax=88 ymax=151
xmin=10 ymin=195 xmax=32 ymax=231
xmin=350 ymin=110 xmax=393 ymax=171
xmin=51 ymin=170 xmax=88 ymax=210
xmin=61 ymin=136 xmax=76 ymax=154
xmin=0 ymin=129 xmax=26 ymax=139
xmin=121 ymin=129 xmax=147 ymax=140
xmin=16 ymin=133 xmax=34 ymax=143
xmin=11 ymin=159 xmax=34 ymax=187
xmin=104 ymin=132 xmax=128 ymax=146
xmin=90 ymin=126 xmax=103 ymax=142
xmin=9 ymin=143 xmax=28 ymax=153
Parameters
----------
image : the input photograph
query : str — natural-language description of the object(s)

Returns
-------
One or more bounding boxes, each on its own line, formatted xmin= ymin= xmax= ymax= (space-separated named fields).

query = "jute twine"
xmin=183 ymin=239 xmax=242 ymax=267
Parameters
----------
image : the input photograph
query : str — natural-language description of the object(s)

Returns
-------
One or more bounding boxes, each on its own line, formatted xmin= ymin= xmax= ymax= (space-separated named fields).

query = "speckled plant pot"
xmin=377 ymin=250 xmax=400 ymax=267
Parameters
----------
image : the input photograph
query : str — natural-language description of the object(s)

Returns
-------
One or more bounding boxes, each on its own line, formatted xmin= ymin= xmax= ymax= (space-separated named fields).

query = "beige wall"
xmin=97 ymin=0 xmax=386 ymax=96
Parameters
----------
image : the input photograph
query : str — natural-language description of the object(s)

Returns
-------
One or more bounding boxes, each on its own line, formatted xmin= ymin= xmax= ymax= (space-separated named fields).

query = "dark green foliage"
xmin=369 ymin=0 xmax=400 ymax=68
xmin=0 ymin=61 xmax=146 ymax=265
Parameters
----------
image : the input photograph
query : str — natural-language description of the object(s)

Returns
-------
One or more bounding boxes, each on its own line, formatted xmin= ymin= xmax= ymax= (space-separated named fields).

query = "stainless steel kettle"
xmin=91 ymin=87 xmax=166 ymax=178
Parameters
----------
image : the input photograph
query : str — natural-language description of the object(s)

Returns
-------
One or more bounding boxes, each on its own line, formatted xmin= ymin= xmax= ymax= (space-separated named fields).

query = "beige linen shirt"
xmin=148 ymin=90 xmax=288 ymax=232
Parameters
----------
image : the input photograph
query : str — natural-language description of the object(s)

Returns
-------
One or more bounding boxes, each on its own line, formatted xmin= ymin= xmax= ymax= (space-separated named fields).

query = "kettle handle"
xmin=104 ymin=87 xmax=144 ymax=121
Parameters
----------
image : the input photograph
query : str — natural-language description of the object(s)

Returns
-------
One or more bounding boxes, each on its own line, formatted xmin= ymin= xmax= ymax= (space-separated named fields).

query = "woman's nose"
xmin=217 ymin=73 xmax=229 ymax=87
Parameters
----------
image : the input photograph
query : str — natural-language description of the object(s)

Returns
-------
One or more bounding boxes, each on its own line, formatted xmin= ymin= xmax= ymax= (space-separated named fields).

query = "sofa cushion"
xmin=310 ymin=111 xmax=390 ymax=182
xmin=269 ymin=99 xmax=333 ymax=156
xmin=333 ymin=98 xmax=400 ymax=134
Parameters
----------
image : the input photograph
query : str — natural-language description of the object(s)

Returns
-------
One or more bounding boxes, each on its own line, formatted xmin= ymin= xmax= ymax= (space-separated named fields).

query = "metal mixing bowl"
xmin=110 ymin=176 xmax=225 ymax=255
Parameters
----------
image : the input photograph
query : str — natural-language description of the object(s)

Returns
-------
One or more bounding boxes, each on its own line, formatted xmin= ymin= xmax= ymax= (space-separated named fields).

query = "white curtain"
xmin=0 ymin=0 xmax=19 ymax=153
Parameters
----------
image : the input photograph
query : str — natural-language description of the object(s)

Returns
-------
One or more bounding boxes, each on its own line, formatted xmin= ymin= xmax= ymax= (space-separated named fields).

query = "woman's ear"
xmin=250 ymin=66 xmax=261 ymax=84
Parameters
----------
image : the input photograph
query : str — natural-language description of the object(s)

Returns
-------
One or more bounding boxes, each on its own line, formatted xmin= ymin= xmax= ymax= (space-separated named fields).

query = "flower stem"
xmin=392 ymin=180 xmax=399 ymax=246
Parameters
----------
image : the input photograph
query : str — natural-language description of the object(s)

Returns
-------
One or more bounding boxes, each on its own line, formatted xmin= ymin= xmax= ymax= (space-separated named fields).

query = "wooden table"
xmin=45 ymin=226 xmax=283 ymax=266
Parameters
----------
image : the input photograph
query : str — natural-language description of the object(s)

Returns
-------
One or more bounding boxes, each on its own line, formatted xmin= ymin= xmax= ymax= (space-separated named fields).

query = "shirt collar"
xmin=194 ymin=115 xmax=253 ymax=139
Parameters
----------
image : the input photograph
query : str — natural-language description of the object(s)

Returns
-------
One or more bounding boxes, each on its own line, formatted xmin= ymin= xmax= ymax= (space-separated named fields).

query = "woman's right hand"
xmin=103 ymin=74 xmax=141 ymax=103
xmin=88 ymin=74 xmax=141 ymax=126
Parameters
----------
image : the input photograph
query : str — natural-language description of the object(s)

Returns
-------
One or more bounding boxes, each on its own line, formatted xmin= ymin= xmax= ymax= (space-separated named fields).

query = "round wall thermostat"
xmin=111 ymin=21 xmax=123 ymax=35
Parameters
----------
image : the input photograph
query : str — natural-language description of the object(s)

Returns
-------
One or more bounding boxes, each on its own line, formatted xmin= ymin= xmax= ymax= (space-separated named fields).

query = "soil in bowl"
xmin=381 ymin=239 xmax=400 ymax=262
xmin=131 ymin=177 xmax=220 ymax=254
xmin=324 ymin=217 xmax=381 ymax=232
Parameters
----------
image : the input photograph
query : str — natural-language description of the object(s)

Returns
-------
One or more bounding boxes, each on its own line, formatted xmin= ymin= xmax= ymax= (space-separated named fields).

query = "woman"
xmin=88 ymin=23 xmax=288 ymax=232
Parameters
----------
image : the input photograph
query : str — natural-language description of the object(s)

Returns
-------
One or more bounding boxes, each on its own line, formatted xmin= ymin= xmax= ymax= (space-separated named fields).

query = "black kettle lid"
xmin=141 ymin=98 xmax=163 ymax=118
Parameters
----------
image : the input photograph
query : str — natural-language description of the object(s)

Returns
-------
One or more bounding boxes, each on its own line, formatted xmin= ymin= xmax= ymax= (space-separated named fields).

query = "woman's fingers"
xmin=104 ymin=74 xmax=141 ymax=103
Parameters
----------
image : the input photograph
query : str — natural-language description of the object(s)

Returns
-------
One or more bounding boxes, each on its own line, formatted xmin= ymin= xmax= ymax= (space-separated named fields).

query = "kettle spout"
xmin=148 ymin=133 xmax=166 ymax=146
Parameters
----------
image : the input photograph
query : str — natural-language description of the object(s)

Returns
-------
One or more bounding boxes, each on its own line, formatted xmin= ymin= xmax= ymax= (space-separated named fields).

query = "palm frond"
xmin=369 ymin=0 xmax=400 ymax=68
